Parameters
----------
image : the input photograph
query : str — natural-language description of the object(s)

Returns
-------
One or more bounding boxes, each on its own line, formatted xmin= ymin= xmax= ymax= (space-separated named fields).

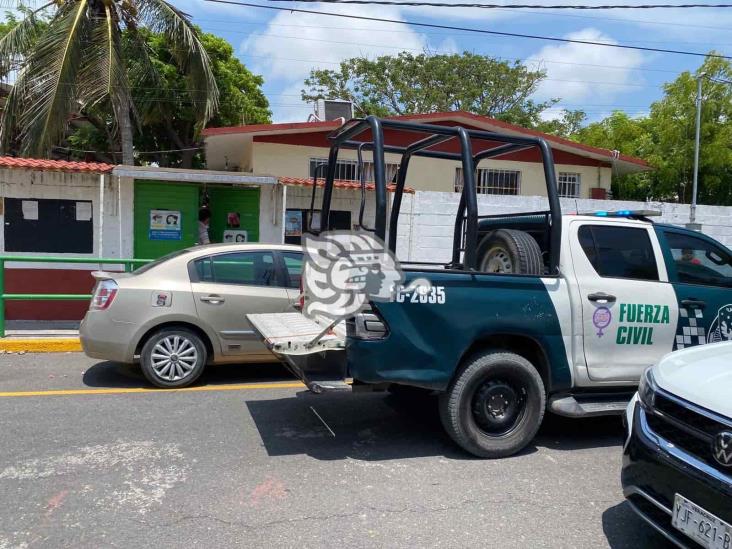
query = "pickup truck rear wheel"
xmin=477 ymin=229 xmax=543 ymax=275
xmin=439 ymin=351 xmax=545 ymax=458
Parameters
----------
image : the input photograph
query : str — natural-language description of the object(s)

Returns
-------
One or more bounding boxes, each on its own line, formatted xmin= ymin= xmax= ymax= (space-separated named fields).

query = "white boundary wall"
xmin=0 ymin=169 xmax=135 ymax=269
xmin=395 ymin=191 xmax=732 ymax=263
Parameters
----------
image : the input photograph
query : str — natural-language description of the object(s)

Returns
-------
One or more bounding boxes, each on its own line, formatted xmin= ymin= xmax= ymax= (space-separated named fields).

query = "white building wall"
xmin=251 ymin=141 xmax=612 ymax=198
xmin=396 ymin=192 xmax=732 ymax=263
xmin=283 ymin=185 xmax=379 ymax=232
xmin=258 ymin=183 xmax=285 ymax=243
xmin=7 ymin=166 xmax=725 ymax=273
xmin=0 ymin=168 xmax=134 ymax=269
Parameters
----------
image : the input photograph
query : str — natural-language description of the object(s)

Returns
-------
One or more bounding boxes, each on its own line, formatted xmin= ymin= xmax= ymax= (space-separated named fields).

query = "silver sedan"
xmin=80 ymin=243 xmax=303 ymax=388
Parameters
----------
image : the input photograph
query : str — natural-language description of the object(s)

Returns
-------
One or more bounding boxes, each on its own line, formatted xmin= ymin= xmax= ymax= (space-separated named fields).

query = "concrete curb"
xmin=0 ymin=338 xmax=82 ymax=353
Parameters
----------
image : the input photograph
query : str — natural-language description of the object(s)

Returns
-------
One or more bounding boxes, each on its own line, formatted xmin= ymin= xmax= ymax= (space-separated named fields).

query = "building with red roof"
xmin=203 ymin=110 xmax=650 ymax=201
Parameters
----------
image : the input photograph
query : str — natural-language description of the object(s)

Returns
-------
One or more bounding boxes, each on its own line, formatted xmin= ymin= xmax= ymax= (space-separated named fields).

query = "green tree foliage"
xmin=111 ymin=30 xmax=270 ymax=167
xmin=536 ymin=109 xmax=588 ymax=140
xmin=0 ymin=12 xmax=269 ymax=166
xmin=575 ymin=55 xmax=732 ymax=205
xmin=0 ymin=0 xmax=218 ymax=164
xmin=302 ymin=51 xmax=583 ymax=131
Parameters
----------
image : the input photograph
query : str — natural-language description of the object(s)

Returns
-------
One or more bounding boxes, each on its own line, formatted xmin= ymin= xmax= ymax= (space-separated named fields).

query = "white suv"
xmin=622 ymin=342 xmax=732 ymax=548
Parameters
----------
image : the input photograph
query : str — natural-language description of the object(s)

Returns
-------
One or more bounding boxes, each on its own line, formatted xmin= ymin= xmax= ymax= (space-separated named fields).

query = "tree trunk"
xmin=180 ymin=149 xmax=195 ymax=169
xmin=119 ymin=94 xmax=134 ymax=165
xmin=164 ymin=121 xmax=193 ymax=168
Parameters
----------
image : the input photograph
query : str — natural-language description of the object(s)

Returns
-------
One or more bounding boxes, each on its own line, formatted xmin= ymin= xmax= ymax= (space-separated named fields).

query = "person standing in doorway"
xmin=198 ymin=208 xmax=211 ymax=245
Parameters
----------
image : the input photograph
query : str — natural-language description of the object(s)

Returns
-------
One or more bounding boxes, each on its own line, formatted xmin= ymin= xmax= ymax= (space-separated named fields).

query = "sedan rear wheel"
xmin=140 ymin=328 xmax=207 ymax=388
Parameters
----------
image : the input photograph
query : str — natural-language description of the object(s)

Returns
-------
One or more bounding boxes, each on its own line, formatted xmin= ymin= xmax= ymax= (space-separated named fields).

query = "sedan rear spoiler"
xmin=91 ymin=270 xmax=133 ymax=281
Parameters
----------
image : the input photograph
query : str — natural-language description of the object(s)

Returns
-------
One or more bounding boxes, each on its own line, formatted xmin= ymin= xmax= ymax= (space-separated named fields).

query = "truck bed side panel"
xmin=348 ymin=270 xmax=572 ymax=392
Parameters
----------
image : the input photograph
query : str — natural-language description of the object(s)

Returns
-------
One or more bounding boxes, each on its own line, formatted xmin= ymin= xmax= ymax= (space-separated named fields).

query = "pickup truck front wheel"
xmin=439 ymin=351 xmax=546 ymax=458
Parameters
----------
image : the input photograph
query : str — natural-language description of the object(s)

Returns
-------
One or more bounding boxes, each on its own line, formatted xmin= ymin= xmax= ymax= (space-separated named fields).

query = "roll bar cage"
xmin=308 ymin=116 xmax=562 ymax=274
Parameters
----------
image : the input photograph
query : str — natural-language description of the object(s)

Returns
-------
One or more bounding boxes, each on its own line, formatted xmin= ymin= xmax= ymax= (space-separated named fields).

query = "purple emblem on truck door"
xmin=593 ymin=307 xmax=612 ymax=337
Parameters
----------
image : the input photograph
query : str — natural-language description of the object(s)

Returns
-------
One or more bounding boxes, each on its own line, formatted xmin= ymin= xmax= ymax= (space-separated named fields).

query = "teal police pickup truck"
xmin=249 ymin=117 xmax=732 ymax=458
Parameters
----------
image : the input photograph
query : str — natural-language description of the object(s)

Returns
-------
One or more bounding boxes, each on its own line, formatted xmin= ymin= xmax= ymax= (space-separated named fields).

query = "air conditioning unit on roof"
xmin=315 ymin=99 xmax=354 ymax=121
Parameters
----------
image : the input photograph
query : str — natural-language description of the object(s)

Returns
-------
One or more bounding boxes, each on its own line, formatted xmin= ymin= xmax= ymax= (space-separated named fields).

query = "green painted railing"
xmin=0 ymin=255 xmax=153 ymax=338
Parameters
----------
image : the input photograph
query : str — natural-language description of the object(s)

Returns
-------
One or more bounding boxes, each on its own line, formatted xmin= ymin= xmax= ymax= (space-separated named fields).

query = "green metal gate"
xmin=207 ymin=187 xmax=260 ymax=244
xmin=133 ymin=181 xmax=261 ymax=259
xmin=133 ymin=180 xmax=199 ymax=259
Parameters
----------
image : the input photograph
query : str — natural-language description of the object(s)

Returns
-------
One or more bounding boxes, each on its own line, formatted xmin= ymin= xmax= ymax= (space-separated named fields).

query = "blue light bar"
xmin=578 ymin=209 xmax=662 ymax=218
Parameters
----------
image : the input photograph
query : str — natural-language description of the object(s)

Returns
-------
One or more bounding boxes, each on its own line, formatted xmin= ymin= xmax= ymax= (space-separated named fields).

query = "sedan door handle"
xmin=588 ymin=292 xmax=616 ymax=304
xmin=681 ymin=298 xmax=706 ymax=309
xmin=200 ymin=295 xmax=225 ymax=304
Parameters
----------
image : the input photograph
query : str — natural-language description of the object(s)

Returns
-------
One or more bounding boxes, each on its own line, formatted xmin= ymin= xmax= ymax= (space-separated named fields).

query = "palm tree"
xmin=0 ymin=0 xmax=218 ymax=164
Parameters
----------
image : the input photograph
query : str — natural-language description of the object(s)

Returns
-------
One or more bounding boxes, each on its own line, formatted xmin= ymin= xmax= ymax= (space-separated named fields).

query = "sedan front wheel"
xmin=140 ymin=328 xmax=207 ymax=388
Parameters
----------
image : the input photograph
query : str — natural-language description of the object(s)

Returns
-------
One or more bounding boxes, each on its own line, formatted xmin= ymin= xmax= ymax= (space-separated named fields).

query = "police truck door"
xmin=658 ymin=228 xmax=732 ymax=350
xmin=569 ymin=219 xmax=678 ymax=382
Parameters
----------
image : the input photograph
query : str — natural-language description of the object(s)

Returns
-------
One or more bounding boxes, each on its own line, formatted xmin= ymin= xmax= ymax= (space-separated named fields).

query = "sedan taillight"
xmin=90 ymin=280 xmax=118 ymax=310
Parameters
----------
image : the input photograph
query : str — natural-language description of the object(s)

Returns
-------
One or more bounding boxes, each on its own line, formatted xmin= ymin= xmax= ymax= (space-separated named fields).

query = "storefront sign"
xmin=285 ymin=210 xmax=303 ymax=237
xmin=149 ymin=209 xmax=182 ymax=240
xmin=223 ymin=229 xmax=248 ymax=243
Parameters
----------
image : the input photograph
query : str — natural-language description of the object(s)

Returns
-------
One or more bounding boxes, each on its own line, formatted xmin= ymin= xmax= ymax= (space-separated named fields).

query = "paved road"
xmin=0 ymin=354 xmax=671 ymax=548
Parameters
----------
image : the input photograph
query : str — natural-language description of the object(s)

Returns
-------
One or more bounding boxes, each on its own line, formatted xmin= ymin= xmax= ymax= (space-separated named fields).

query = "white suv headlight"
xmin=638 ymin=367 xmax=657 ymax=409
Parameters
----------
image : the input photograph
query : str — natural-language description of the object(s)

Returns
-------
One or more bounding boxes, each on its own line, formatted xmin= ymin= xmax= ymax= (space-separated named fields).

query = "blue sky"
xmin=169 ymin=0 xmax=731 ymax=124
xmin=9 ymin=0 xmax=731 ymax=125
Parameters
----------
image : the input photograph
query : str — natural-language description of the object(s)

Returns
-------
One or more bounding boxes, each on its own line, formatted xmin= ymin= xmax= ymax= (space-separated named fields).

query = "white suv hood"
xmin=654 ymin=341 xmax=732 ymax=419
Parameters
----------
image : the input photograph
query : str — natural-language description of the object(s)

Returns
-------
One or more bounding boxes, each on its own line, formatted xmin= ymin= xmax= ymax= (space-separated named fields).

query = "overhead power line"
xmin=53 ymin=145 xmax=203 ymax=155
xmin=263 ymin=0 xmax=732 ymax=8
xmin=204 ymin=0 xmax=732 ymax=60
xmin=202 ymin=20 xmax=732 ymax=47
xmin=197 ymin=5 xmax=732 ymax=32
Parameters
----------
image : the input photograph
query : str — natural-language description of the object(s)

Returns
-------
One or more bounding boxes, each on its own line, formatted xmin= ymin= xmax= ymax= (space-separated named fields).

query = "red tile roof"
xmin=203 ymin=110 xmax=649 ymax=169
xmin=279 ymin=176 xmax=415 ymax=194
xmin=393 ymin=111 xmax=650 ymax=168
xmin=203 ymin=120 xmax=340 ymax=137
xmin=0 ymin=156 xmax=114 ymax=173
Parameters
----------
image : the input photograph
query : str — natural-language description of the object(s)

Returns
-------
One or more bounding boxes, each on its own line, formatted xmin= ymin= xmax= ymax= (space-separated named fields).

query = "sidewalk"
xmin=1 ymin=321 xmax=82 ymax=352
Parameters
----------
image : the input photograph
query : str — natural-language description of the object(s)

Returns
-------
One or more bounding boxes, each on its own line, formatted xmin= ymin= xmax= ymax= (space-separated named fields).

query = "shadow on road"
xmin=81 ymin=360 xmax=295 ymax=388
xmin=602 ymin=501 xmax=674 ymax=548
xmin=246 ymin=390 xmax=627 ymax=462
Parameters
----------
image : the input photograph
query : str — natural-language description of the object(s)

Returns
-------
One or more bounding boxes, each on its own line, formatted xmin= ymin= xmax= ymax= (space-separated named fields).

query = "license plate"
xmin=672 ymin=494 xmax=732 ymax=549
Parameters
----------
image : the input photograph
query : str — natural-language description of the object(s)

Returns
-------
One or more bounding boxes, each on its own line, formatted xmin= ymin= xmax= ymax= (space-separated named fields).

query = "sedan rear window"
xmin=133 ymin=249 xmax=192 ymax=275
xmin=193 ymin=251 xmax=277 ymax=286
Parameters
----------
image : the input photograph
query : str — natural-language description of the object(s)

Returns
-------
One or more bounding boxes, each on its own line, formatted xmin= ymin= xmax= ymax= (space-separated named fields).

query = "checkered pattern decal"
xmin=674 ymin=307 xmax=705 ymax=350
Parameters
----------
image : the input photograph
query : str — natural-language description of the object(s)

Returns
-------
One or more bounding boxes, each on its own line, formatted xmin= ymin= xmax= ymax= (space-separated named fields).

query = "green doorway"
xmin=206 ymin=186 xmax=260 ymax=244
xmin=133 ymin=180 xmax=198 ymax=259
xmin=133 ymin=181 xmax=261 ymax=260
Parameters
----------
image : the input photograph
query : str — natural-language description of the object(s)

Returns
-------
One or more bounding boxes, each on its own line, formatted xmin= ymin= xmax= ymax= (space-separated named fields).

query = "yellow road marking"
xmin=0 ymin=381 xmax=305 ymax=398
xmin=0 ymin=338 xmax=82 ymax=353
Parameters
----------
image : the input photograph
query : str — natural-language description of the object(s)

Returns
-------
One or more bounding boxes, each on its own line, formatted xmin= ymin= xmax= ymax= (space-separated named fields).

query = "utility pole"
xmin=688 ymin=72 xmax=705 ymax=230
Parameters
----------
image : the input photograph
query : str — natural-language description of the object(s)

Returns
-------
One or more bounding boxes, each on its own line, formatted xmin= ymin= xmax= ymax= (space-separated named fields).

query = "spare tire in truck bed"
xmin=477 ymin=229 xmax=543 ymax=275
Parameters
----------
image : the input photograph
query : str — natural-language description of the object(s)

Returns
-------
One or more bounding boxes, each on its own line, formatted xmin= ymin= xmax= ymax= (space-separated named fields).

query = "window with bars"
xmin=454 ymin=168 xmax=521 ymax=195
xmin=309 ymin=158 xmax=399 ymax=182
xmin=558 ymin=172 xmax=581 ymax=198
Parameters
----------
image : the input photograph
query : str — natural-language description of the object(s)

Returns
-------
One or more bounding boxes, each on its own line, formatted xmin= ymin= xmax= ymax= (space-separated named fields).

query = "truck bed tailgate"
xmin=247 ymin=312 xmax=348 ymax=392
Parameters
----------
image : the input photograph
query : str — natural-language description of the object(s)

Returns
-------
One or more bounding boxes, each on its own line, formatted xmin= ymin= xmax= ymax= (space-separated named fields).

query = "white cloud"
xmin=538 ymin=106 xmax=565 ymax=122
xmin=242 ymin=4 xmax=431 ymax=121
xmin=526 ymin=28 xmax=646 ymax=104
xmin=268 ymin=82 xmax=316 ymax=123
xmin=242 ymin=5 xmax=428 ymax=81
